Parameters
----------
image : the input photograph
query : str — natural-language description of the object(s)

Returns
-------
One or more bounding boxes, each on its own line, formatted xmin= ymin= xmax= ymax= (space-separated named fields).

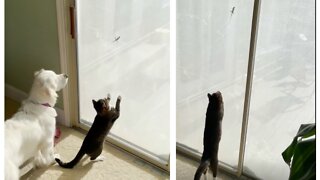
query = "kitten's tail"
xmin=55 ymin=148 xmax=85 ymax=169
xmin=194 ymin=159 xmax=210 ymax=180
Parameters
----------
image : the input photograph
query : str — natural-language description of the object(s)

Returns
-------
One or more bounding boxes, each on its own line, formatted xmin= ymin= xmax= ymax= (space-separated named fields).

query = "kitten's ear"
xmin=92 ymin=100 xmax=99 ymax=111
xmin=207 ymin=93 xmax=212 ymax=99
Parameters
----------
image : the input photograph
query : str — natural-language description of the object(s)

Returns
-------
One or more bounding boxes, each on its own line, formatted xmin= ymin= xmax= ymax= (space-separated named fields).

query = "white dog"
xmin=5 ymin=69 xmax=68 ymax=180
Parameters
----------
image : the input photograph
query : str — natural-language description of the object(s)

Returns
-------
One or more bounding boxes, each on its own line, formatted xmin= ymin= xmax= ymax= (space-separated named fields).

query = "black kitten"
xmin=55 ymin=94 xmax=121 ymax=168
xmin=194 ymin=91 xmax=224 ymax=180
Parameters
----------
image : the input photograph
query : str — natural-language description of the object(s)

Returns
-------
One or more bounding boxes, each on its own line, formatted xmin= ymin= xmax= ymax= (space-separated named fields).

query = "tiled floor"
xmin=5 ymin=97 xmax=169 ymax=180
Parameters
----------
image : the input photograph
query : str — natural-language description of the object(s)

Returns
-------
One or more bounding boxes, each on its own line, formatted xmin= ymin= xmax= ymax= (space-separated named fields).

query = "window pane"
xmin=77 ymin=0 xmax=170 ymax=161
xmin=176 ymin=0 xmax=254 ymax=167
xmin=244 ymin=0 xmax=315 ymax=179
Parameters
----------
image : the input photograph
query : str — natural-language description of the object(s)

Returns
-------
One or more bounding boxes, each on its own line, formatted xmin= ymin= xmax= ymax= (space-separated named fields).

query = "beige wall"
xmin=5 ymin=0 xmax=64 ymax=108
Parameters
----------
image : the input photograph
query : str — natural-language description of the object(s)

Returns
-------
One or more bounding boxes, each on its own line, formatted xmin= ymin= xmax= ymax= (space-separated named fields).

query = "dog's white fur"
xmin=5 ymin=69 xmax=68 ymax=180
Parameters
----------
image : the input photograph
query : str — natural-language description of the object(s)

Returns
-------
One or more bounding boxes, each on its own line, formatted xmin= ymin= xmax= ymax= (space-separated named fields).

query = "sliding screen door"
xmin=177 ymin=0 xmax=254 ymax=167
xmin=76 ymin=0 xmax=170 ymax=164
xmin=244 ymin=0 xmax=315 ymax=179
xmin=177 ymin=0 xmax=315 ymax=179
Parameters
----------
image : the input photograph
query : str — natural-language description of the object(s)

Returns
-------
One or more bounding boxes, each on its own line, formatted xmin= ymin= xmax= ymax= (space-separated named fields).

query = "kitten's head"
xmin=207 ymin=91 xmax=223 ymax=106
xmin=92 ymin=98 xmax=110 ymax=116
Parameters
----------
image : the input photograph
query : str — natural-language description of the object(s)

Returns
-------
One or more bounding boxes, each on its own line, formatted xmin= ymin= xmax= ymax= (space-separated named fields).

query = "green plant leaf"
xmin=296 ymin=124 xmax=315 ymax=139
xmin=282 ymin=123 xmax=315 ymax=166
xmin=289 ymin=138 xmax=316 ymax=180
xmin=281 ymin=123 xmax=316 ymax=179
xmin=282 ymin=137 xmax=298 ymax=166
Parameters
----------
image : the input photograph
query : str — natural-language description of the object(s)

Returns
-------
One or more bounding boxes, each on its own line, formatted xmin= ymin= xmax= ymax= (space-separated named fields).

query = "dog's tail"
xmin=55 ymin=148 xmax=85 ymax=169
xmin=194 ymin=159 xmax=210 ymax=180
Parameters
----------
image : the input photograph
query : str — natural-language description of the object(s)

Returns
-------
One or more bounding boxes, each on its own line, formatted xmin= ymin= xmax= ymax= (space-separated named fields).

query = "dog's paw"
xmin=33 ymin=158 xmax=46 ymax=168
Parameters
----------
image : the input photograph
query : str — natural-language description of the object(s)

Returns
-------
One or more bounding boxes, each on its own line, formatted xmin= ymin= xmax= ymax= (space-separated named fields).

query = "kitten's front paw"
xmin=117 ymin=96 xmax=122 ymax=101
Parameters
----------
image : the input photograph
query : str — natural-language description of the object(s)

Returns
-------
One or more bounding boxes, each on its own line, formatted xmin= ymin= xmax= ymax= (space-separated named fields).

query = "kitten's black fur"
xmin=194 ymin=91 xmax=224 ymax=180
xmin=55 ymin=94 xmax=121 ymax=169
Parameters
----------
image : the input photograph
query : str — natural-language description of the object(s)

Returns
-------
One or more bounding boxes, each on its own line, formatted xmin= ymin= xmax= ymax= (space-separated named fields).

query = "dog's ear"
xmin=40 ymin=78 xmax=54 ymax=97
xmin=34 ymin=69 xmax=44 ymax=77
xmin=44 ymin=86 xmax=57 ymax=98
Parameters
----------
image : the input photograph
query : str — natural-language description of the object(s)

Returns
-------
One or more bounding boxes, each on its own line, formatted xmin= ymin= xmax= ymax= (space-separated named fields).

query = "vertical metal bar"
xmin=69 ymin=6 xmax=75 ymax=39
xmin=237 ymin=0 xmax=262 ymax=177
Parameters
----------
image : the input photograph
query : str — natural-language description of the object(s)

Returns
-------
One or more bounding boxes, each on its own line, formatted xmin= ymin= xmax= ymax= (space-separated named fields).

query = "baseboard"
xmin=5 ymin=84 xmax=27 ymax=103
xmin=5 ymin=84 xmax=66 ymax=126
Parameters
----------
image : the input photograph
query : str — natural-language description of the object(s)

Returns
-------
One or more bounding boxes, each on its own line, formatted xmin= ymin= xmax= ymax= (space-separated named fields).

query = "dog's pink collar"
xmin=30 ymin=100 xmax=52 ymax=108
xmin=41 ymin=103 xmax=52 ymax=107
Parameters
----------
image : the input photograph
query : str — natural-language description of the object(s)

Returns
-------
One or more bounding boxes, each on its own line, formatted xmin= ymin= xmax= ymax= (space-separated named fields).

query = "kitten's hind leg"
xmin=210 ymin=159 xmax=218 ymax=178
xmin=91 ymin=155 xmax=105 ymax=162
xmin=89 ymin=147 xmax=103 ymax=161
